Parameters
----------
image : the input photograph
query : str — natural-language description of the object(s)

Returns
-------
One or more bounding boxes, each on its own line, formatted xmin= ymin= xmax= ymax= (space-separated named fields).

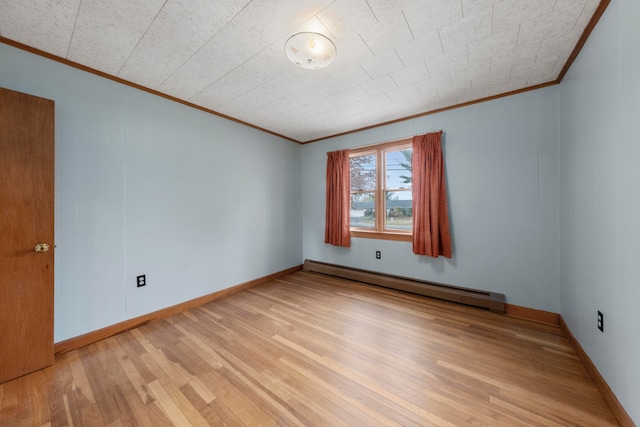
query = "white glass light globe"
xmin=284 ymin=32 xmax=337 ymax=70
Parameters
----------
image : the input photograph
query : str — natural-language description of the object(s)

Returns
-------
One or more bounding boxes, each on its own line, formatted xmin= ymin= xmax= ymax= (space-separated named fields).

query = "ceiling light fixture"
xmin=285 ymin=32 xmax=336 ymax=70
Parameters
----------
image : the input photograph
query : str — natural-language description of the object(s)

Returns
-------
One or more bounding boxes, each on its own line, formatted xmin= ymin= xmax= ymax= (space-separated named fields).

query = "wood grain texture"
xmin=54 ymin=265 xmax=303 ymax=355
xmin=1 ymin=271 xmax=621 ymax=426
xmin=505 ymin=304 xmax=560 ymax=325
xmin=0 ymin=87 xmax=55 ymax=384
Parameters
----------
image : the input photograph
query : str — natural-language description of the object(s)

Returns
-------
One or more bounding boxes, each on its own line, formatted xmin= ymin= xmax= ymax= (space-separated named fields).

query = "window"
xmin=349 ymin=140 xmax=413 ymax=242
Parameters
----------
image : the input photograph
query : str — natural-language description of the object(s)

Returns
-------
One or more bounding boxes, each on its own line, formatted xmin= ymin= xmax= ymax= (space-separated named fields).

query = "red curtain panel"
xmin=412 ymin=131 xmax=452 ymax=258
xmin=325 ymin=149 xmax=351 ymax=247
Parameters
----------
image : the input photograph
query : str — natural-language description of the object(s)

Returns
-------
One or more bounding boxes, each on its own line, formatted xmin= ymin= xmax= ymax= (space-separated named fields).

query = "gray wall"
xmin=559 ymin=0 xmax=640 ymax=421
xmin=0 ymin=42 xmax=303 ymax=342
xmin=302 ymin=87 xmax=561 ymax=313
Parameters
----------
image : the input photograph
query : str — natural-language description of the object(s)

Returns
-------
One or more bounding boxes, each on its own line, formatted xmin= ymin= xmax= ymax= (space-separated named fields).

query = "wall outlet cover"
xmin=137 ymin=275 xmax=146 ymax=287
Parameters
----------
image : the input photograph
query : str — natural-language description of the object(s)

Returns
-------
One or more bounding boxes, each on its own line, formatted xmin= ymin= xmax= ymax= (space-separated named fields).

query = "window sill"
xmin=351 ymin=230 xmax=412 ymax=242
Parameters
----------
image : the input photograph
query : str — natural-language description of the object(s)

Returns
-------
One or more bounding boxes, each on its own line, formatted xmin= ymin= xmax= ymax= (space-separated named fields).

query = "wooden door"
xmin=0 ymin=87 xmax=55 ymax=384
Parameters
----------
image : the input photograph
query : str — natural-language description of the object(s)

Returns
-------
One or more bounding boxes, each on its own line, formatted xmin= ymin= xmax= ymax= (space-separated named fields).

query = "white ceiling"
xmin=0 ymin=0 xmax=605 ymax=143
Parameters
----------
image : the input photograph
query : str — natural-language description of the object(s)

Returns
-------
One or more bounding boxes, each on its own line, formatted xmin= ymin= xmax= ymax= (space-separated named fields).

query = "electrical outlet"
xmin=597 ymin=310 xmax=604 ymax=332
xmin=137 ymin=275 xmax=146 ymax=288
xmin=375 ymin=250 xmax=381 ymax=259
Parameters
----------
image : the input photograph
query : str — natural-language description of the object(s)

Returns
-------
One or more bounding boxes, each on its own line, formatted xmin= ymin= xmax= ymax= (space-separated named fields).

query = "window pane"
xmin=385 ymin=149 xmax=412 ymax=190
xmin=350 ymin=154 xmax=376 ymax=191
xmin=385 ymin=190 xmax=412 ymax=230
xmin=350 ymin=192 xmax=375 ymax=228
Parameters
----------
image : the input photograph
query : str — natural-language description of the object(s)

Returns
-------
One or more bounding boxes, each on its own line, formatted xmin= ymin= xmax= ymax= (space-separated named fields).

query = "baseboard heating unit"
xmin=303 ymin=259 xmax=506 ymax=314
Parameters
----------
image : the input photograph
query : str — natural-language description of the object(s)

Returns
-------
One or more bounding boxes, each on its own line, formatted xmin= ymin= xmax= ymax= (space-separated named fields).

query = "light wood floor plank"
xmin=0 ymin=271 xmax=621 ymax=426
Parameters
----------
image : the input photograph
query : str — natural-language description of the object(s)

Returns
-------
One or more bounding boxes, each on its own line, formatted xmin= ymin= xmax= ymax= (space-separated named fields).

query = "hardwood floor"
xmin=0 ymin=271 xmax=620 ymax=426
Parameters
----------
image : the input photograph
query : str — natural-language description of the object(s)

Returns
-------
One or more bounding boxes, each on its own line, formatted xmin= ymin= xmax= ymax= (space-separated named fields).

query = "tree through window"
xmin=349 ymin=139 xmax=412 ymax=241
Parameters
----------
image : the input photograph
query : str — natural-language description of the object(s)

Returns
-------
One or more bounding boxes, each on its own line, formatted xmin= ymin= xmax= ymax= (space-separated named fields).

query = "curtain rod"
xmin=344 ymin=130 xmax=445 ymax=153
xmin=383 ymin=129 xmax=445 ymax=144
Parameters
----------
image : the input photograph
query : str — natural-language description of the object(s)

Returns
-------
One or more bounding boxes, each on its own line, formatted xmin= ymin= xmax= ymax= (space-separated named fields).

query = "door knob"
xmin=34 ymin=243 xmax=50 ymax=253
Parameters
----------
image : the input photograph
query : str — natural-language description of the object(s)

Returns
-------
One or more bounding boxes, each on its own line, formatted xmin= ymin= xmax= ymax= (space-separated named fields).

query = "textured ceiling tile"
xmin=158 ymin=21 xmax=263 ymax=100
xmin=194 ymin=75 xmax=253 ymax=110
xmin=0 ymin=0 xmax=80 ymax=57
xmin=526 ymin=70 xmax=559 ymax=86
xmin=426 ymin=45 xmax=469 ymax=77
xmin=550 ymin=56 xmax=568 ymax=79
xmin=291 ymin=126 xmax=330 ymax=142
xmin=505 ymin=72 xmax=529 ymax=90
xmin=360 ymin=49 xmax=405 ymax=79
xmin=428 ymin=97 xmax=455 ymax=112
xmin=472 ymin=69 xmax=511 ymax=94
xmin=511 ymin=50 xmax=561 ymax=86
xmin=536 ymin=40 xmax=570 ymax=65
xmin=554 ymin=0 xmax=588 ymax=12
xmin=390 ymin=62 xmax=430 ymax=87
xmin=458 ymin=91 xmax=486 ymax=105
xmin=316 ymin=112 xmax=369 ymax=134
xmin=316 ymin=0 xmax=379 ymax=40
xmin=403 ymin=0 xmax=463 ymax=38
xmin=574 ymin=0 xmax=601 ymax=30
xmin=386 ymin=84 xmax=422 ymax=104
xmin=325 ymin=63 xmax=373 ymax=91
xmin=235 ymin=0 xmax=298 ymax=44
xmin=0 ymin=0 xmax=609 ymax=142
xmin=360 ymin=12 xmax=413 ymax=55
xmin=262 ymin=40 xmax=302 ymax=78
xmin=461 ymin=0 xmax=494 ymax=17
xmin=324 ymin=101 xmax=370 ymax=121
xmin=467 ymin=26 xmax=519 ymax=59
xmin=215 ymin=98 xmax=258 ymax=120
xmin=415 ymin=74 xmax=453 ymax=97
xmin=283 ymin=91 xmax=344 ymax=122
xmin=227 ymin=82 xmax=286 ymax=113
xmin=286 ymin=14 xmax=328 ymax=35
xmin=362 ymin=93 xmax=393 ymax=110
xmin=254 ymin=95 xmax=300 ymax=119
xmin=492 ymin=0 xmax=555 ymax=34
xmin=361 ymin=75 xmax=398 ymax=97
xmin=189 ymin=55 xmax=289 ymax=111
xmin=438 ymin=80 xmax=472 ymax=105
xmin=482 ymin=44 xmax=538 ymax=88
xmin=467 ymin=50 xmax=493 ymax=72
xmin=260 ymin=92 xmax=318 ymax=121
xmin=67 ymin=0 xmax=165 ymax=75
xmin=118 ymin=0 xmax=250 ymax=89
xmin=508 ymin=63 xmax=534 ymax=86
xmin=285 ymin=106 xmax=337 ymax=128
xmin=328 ymin=33 xmax=375 ymax=69
xmin=482 ymin=41 xmax=540 ymax=69
xmin=385 ymin=99 xmax=415 ymax=117
xmin=325 ymin=86 xmax=370 ymax=107
xmin=517 ymin=4 xmax=584 ymax=48
xmin=409 ymin=92 xmax=440 ymax=111
xmin=270 ymin=0 xmax=335 ymax=25
xmin=344 ymin=107 xmax=389 ymax=131
xmin=306 ymin=74 xmax=351 ymax=100
xmin=439 ymin=5 xmax=492 ymax=53
xmin=449 ymin=60 xmax=491 ymax=85
xmin=220 ymin=49 xmax=326 ymax=112
xmin=415 ymin=92 xmax=444 ymax=109
xmin=365 ymin=0 xmax=404 ymax=20
xmin=395 ymin=31 xmax=443 ymax=67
